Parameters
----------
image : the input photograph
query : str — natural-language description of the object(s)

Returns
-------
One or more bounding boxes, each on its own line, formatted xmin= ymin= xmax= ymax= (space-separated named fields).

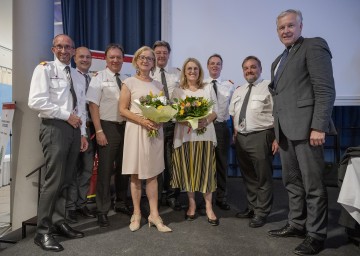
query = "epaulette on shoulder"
xmin=176 ymin=67 xmax=181 ymax=71
xmin=93 ymin=72 xmax=99 ymax=77
xmin=39 ymin=61 xmax=47 ymax=66
xmin=228 ymin=79 xmax=234 ymax=84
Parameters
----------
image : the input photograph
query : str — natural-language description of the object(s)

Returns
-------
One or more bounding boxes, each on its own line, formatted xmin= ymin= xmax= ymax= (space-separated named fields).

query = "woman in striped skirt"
xmin=171 ymin=58 xmax=219 ymax=226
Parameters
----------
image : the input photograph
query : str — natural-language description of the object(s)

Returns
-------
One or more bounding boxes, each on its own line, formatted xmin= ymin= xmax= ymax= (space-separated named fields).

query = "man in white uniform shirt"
xmin=229 ymin=56 xmax=278 ymax=228
xmin=66 ymin=46 xmax=96 ymax=223
xmin=86 ymin=43 xmax=130 ymax=227
xmin=205 ymin=54 xmax=235 ymax=211
xmin=151 ymin=40 xmax=181 ymax=210
xmin=28 ymin=34 xmax=88 ymax=252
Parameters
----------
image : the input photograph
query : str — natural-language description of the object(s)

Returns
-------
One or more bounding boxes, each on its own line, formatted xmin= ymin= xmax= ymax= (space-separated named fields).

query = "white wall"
xmin=0 ymin=0 xmax=12 ymax=69
xmin=168 ymin=0 xmax=360 ymax=105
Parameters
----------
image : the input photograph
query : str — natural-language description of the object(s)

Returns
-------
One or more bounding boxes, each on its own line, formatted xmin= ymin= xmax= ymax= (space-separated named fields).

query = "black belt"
xmin=239 ymin=128 xmax=274 ymax=136
xmin=101 ymin=119 xmax=126 ymax=125
xmin=86 ymin=121 xmax=93 ymax=127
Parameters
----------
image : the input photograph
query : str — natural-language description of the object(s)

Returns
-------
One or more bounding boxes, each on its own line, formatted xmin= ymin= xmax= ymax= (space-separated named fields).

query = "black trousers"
xmin=214 ymin=122 xmax=231 ymax=202
xmin=66 ymin=123 xmax=96 ymax=210
xmin=96 ymin=120 xmax=129 ymax=214
xmin=234 ymin=129 xmax=274 ymax=217
xmin=158 ymin=122 xmax=180 ymax=200
xmin=37 ymin=119 xmax=80 ymax=234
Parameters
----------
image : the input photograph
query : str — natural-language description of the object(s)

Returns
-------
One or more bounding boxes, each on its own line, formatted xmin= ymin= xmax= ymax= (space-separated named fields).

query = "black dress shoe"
xmin=207 ymin=218 xmax=220 ymax=226
xmin=167 ymin=198 xmax=182 ymax=211
xmin=66 ymin=210 xmax=78 ymax=224
xmin=77 ymin=206 xmax=96 ymax=218
xmin=249 ymin=215 xmax=266 ymax=228
xmin=215 ymin=201 xmax=231 ymax=210
xmin=54 ymin=223 xmax=84 ymax=239
xmin=114 ymin=205 xmax=132 ymax=216
xmin=98 ymin=214 xmax=110 ymax=228
xmin=268 ymin=223 xmax=306 ymax=238
xmin=34 ymin=233 xmax=64 ymax=252
xmin=235 ymin=208 xmax=254 ymax=218
xmin=293 ymin=236 xmax=324 ymax=255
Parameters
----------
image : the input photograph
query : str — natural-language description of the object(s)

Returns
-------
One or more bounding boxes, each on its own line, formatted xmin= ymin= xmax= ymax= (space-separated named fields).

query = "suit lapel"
xmin=274 ymin=37 xmax=304 ymax=89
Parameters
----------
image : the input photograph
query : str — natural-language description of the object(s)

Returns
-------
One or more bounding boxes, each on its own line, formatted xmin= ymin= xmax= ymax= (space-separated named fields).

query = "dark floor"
xmin=0 ymin=178 xmax=359 ymax=256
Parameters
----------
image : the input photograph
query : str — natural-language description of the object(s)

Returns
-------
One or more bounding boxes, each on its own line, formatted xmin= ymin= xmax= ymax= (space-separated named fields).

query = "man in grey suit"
xmin=267 ymin=9 xmax=336 ymax=255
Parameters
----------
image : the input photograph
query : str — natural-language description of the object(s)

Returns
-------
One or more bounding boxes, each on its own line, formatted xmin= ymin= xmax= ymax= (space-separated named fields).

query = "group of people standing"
xmin=28 ymin=9 xmax=335 ymax=256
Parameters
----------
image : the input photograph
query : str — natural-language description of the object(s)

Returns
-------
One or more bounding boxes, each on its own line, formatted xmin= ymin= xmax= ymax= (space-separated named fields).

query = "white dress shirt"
xmin=229 ymin=78 xmax=274 ymax=133
xmin=204 ymin=77 xmax=236 ymax=122
xmin=151 ymin=66 xmax=180 ymax=97
xmin=28 ymin=58 xmax=87 ymax=135
xmin=86 ymin=68 xmax=126 ymax=122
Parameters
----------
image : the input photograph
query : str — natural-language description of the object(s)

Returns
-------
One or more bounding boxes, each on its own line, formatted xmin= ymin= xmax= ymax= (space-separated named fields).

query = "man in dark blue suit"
xmin=267 ymin=9 xmax=336 ymax=255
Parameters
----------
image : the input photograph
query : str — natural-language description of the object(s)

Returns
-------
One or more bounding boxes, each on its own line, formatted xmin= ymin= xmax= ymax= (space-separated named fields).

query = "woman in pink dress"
xmin=119 ymin=46 xmax=171 ymax=232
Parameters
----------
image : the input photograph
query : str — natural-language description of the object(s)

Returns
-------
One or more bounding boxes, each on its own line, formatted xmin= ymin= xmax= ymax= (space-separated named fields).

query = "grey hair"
xmin=276 ymin=9 xmax=303 ymax=25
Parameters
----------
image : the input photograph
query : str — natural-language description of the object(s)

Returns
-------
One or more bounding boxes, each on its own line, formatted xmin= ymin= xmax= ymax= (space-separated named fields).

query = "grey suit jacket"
xmin=269 ymin=36 xmax=336 ymax=141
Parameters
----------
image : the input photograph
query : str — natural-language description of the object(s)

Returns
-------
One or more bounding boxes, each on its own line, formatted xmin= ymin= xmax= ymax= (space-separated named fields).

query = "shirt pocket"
xmin=102 ymin=82 xmax=119 ymax=99
xmin=250 ymin=94 xmax=268 ymax=112
xmin=49 ymin=79 xmax=68 ymax=97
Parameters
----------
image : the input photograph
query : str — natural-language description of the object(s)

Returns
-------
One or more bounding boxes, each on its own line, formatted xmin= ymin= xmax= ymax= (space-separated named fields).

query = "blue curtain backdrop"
xmin=61 ymin=0 xmax=161 ymax=54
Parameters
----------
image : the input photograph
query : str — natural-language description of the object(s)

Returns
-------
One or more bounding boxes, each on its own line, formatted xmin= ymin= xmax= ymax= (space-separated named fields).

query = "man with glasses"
xmin=151 ymin=40 xmax=181 ymax=211
xmin=28 ymin=34 xmax=88 ymax=252
xmin=86 ymin=43 xmax=130 ymax=228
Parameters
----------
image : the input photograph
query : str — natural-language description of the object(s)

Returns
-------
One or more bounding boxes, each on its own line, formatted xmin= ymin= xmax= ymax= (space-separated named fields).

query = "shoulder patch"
xmin=228 ymin=80 xmax=234 ymax=84
xmin=39 ymin=61 xmax=47 ymax=66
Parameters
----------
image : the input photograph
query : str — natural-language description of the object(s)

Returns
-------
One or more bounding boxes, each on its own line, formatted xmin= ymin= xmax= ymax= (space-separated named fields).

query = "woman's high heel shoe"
xmin=148 ymin=215 xmax=172 ymax=232
xmin=129 ymin=213 xmax=142 ymax=232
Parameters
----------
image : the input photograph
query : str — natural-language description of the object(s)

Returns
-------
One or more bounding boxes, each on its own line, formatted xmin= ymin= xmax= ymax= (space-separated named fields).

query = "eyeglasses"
xmin=53 ymin=45 xmax=73 ymax=51
xmin=138 ymin=55 xmax=154 ymax=62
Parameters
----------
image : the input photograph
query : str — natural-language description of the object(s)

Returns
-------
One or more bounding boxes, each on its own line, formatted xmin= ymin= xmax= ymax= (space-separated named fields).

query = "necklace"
xmin=136 ymin=73 xmax=152 ymax=82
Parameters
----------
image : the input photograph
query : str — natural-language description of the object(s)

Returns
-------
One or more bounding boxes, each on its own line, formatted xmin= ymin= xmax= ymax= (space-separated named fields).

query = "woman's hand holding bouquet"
xmin=173 ymin=96 xmax=214 ymax=135
xmin=134 ymin=91 xmax=177 ymax=137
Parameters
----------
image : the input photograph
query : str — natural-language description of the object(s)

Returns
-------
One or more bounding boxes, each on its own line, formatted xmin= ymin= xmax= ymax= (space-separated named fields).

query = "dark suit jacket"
xmin=269 ymin=36 xmax=336 ymax=141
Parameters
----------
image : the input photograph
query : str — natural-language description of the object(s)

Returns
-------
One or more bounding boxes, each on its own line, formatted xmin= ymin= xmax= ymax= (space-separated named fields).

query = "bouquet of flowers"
xmin=173 ymin=96 xmax=214 ymax=135
xmin=134 ymin=91 xmax=178 ymax=137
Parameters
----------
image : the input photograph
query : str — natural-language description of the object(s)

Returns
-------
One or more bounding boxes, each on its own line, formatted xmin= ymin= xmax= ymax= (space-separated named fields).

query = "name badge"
xmin=239 ymin=119 xmax=246 ymax=132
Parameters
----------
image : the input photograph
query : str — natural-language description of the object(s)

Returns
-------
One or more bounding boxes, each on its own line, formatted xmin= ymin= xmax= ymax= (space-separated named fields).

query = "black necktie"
xmin=160 ymin=68 xmax=170 ymax=100
xmin=238 ymin=83 xmax=253 ymax=124
xmin=115 ymin=73 xmax=122 ymax=89
xmin=83 ymin=73 xmax=91 ymax=120
xmin=65 ymin=66 xmax=77 ymax=110
xmin=211 ymin=80 xmax=218 ymax=96
xmin=84 ymin=73 xmax=90 ymax=93
xmin=274 ymin=48 xmax=289 ymax=86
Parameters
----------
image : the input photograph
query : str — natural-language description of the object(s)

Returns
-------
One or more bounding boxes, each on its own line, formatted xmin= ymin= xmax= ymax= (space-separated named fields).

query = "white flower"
xmin=158 ymin=96 xmax=168 ymax=105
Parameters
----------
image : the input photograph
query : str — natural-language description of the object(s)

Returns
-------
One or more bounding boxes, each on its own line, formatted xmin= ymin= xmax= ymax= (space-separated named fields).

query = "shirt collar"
xmin=247 ymin=77 xmax=263 ymax=88
xmin=105 ymin=67 xmax=119 ymax=77
xmin=55 ymin=58 xmax=69 ymax=71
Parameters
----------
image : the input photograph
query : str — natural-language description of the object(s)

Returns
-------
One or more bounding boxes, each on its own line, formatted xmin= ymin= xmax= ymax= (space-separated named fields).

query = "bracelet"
xmin=96 ymin=129 xmax=103 ymax=134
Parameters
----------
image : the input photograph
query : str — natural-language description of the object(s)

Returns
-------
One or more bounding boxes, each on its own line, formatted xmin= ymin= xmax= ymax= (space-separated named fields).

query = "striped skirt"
xmin=171 ymin=141 xmax=217 ymax=193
